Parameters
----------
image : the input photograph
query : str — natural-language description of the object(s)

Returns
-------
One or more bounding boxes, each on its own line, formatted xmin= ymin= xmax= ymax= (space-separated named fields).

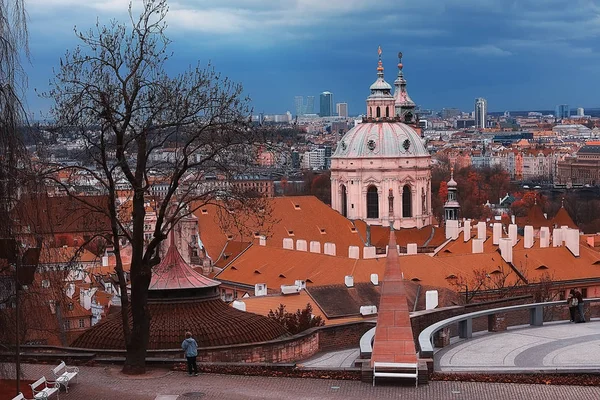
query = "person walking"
xmin=182 ymin=331 xmax=199 ymax=376
xmin=567 ymin=289 xmax=578 ymax=322
xmin=574 ymin=289 xmax=585 ymax=323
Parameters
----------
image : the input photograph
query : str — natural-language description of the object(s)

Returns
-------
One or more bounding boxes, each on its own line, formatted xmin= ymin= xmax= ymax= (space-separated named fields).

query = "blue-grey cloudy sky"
xmin=23 ymin=0 xmax=600 ymax=117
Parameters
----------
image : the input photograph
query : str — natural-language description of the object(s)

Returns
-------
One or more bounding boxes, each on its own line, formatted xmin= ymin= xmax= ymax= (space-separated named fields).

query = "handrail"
xmin=418 ymin=297 xmax=600 ymax=358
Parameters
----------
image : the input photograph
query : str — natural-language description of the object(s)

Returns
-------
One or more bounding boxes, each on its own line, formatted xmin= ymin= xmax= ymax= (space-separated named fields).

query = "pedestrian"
xmin=182 ymin=331 xmax=199 ymax=376
xmin=574 ymin=289 xmax=586 ymax=323
xmin=567 ymin=289 xmax=578 ymax=323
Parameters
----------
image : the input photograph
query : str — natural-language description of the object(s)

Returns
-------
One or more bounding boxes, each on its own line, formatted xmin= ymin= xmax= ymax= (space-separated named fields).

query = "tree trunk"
xmin=122 ymin=268 xmax=151 ymax=375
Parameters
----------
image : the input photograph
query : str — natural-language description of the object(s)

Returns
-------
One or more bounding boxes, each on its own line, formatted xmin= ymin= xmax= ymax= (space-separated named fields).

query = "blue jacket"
xmin=181 ymin=337 xmax=198 ymax=357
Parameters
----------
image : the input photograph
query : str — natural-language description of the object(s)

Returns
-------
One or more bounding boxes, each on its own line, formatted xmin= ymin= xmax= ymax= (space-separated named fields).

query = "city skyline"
xmin=19 ymin=1 xmax=600 ymax=118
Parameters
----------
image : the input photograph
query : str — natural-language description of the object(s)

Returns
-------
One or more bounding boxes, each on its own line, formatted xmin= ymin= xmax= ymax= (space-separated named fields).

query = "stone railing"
xmin=418 ymin=298 xmax=600 ymax=358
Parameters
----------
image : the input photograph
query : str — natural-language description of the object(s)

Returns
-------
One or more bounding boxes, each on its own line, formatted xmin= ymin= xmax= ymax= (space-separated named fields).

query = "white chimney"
xmin=472 ymin=238 xmax=484 ymax=254
xmin=232 ymin=300 xmax=246 ymax=311
xmin=309 ymin=241 xmax=321 ymax=253
xmin=492 ymin=223 xmax=502 ymax=245
xmin=565 ymin=228 xmax=580 ymax=257
xmin=359 ymin=305 xmax=378 ymax=316
xmin=348 ymin=246 xmax=360 ymax=259
xmin=324 ymin=242 xmax=336 ymax=256
xmin=407 ymin=243 xmax=418 ymax=255
xmin=102 ymin=255 xmax=109 ymax=267
xmin=446 ymin=220 xmax=460 ymax=240
xmin=294 ymin=280 xmax=306 ymax=289
xmin=524 ymin=225 xmax=534 ymax=248
xmin=281 ymin=284 xmax=301 ymax=294
xmin=66 ymin=283 xmax=75 ymax=299
xmin=345 ymin=275 xmax=354 ymax=287
xmin=552 ymin=228 xmax=562 ymax=247
xmin=254 ymin=283 xmax=267 ymax=296
xmin=508 ymin=224 xmax=518 ymax=246
xmin=511 ymin=215 xmax=516 ymax=224
xmin=363 ymin=246 xmax=376 ymax=259
xmin=477 ymin=221 xmax=486 ymax=240
xmin=426 ymin=290 xmax=439 ymax=310
xmin=259 ymin=236 xmax=267 ymax=246
xmin=540 ymin=227 xmax=550 ymax=248
xmin=370 ymin=273 xmax=379 ymax=286
xmin=296 ymin=239 xmax=308 ymax=252
xmin=283 ymin=238 xmax=294 ymax=250
xmin=463 ymin=220 xmax=471 ymax=242
xmin=499 ymin=237 xmax=513 ymax=263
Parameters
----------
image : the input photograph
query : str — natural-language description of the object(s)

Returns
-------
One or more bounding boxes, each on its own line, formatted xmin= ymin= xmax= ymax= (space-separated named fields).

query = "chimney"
xmin=565 ymin=228 xmax=580 ymax=257
xmin=309 ymin=241 xmax=321 ymax=253
xmin=281 ymin=284 xmax=301 ymax=294
xmin=511 ymin=215 xmax=516 ymax=224
xmin=493 ymin=223 xmax=502 ymax=245
xmin=283 ymin=238 xmax=294 ymax=250
xmin=363 ymin=246 xmax=376 ymax=259
xmin=232 ymin=300 xmax=246 ymax=311
xmin=508 ymin=224 xmax=518 ymax=246
xmin=359 ymin=305 xmax=377 ymax=316
xmin=345 ymin=275 xmax=354 ymax=287
xmin=552 ymin=228 xmax=562 ymax=247
xmin=477 ymin=221 xmax=486 ymax=240
xmin=102 ymin=255 xmax=109 ymax=267
xmin=407 ymin=243 xmax=418 ymax=255
xmin=587 ymin=236 xmax=595 ymax=247
xmin=324 ymin=242 xmax=336 ymax=256
xmin=524 ymin=225 xmax=534 ymax=249
xmin=472 ymin=238 xmax=484 ymax=254
xmin=426 ymin=290 xmax=439 ymax=310
xmin=370 ymin=273 xmax=379 ymax=285
xmin=348 ymin=246 xmax=360 ymax=259
xmin=294 ymin=280 xmax=306 ymax=289
xmin=446 ymin=220 xmax=460 ymax=240
xmin=254 ymin=283 xmax=267 ymax=296
xmin=296 ymin=239 xmax=308 ymax=252
xmin=463 ymin=220 xmax=471 ymax=242
xmin=540 ymin=227 xmax=550 ymax=248
xmin=499 ymin=237 xmax=513 ymax=263
xmin=259 ymin=236 xmax=266 ymax=246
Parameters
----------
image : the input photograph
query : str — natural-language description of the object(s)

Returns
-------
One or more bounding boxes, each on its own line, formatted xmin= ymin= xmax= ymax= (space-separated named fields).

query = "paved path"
xmin=437 ymin=320 xmax=600 ymax=373
xmin=8 ymin=362 xmax=600 ymax=399
xmin=298 ymin=349 xmax=360 ymax=368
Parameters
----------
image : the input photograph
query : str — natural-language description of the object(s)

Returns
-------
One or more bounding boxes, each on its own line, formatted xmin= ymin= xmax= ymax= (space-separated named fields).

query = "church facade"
xmin=330 ymin=48 xmax=433 ymax=229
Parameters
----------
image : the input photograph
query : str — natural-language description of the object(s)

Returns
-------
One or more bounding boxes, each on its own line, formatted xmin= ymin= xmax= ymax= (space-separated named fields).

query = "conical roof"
xmin=552 ymin=206 xmax=577 ymax=229
xmin=149 ymin=235 xmax=220 ymax=291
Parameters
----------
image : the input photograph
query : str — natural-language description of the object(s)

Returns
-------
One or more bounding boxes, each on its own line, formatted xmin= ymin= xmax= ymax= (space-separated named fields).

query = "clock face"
xmin=403 ymin=139 xmax=411 ymax=151
xmin=367 ymin=139 xmax=376 ymax=151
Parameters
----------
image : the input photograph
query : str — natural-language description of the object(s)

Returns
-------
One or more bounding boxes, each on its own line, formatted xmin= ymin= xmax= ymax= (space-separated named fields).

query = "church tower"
xmin=393 ymin=52 xmax=416 ymax=123
xmin=444 ymin=168 xmax=460 ymax=221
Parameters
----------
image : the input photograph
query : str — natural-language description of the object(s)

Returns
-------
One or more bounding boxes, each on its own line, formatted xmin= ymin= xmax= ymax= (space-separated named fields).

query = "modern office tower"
xmin=320 ymin=91 xmax=333 ymax=117
xmin=555 ymin=104 xmax=570 ymax=119
xmin=294 ymin=96 xmax=304 ymax=117
xmin=577 ymin=107 xmax=585 ymax=117
xmin=474 ymin=98 xmax=487 ymax=129
xmin=306 ymin=96 xmax=315 ymax=114
xmin=336 ymin=102 xmax=348 ymax=118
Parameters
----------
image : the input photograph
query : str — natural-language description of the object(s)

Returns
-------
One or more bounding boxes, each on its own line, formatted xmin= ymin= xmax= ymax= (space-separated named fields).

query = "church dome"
xmin=332 ymin=122 xmax=428 ymax=158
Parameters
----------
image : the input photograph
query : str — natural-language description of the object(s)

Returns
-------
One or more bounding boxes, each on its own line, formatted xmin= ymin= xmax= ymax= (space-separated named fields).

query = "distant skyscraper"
xmin=306 ymin=96 xmax=315 ymax=114
xmin=474 ymin=98 xmax=487 ymax=129
xmin=336 ymin=102 xmax=348 ymax=118
xmin=294 ymin=96 xmax=304 ymax=117
xmin=555 ymin=104 xmax=570 ymax=119
xmin=577 ymin=107 xmax=585 ymax=117
xmin=320 ymin=91 xmax=333 ymax=117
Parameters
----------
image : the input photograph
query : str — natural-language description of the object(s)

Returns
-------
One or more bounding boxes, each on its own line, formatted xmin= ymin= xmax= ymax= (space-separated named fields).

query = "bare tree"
xmin=43 ymin=0 xmax=270 ymax=374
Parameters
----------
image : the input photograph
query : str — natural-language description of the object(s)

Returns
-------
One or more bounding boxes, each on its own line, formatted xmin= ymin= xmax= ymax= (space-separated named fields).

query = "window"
xmin=79 ymin=319 xmax=85 ymax=328
xmin=582 ymin=288 xmax=588 ymax=298
xmin=366 ymin=186 xmax=379 ymax=219
xmin=402 ymin=185 xmax=412 ymax=218
xmin=341 ymin=185 xmax=348 ymax=217
xmin=376 ymin=106 xmax=381 ymax=118
xmin=63 ymin=320 xmax=70 ymax=330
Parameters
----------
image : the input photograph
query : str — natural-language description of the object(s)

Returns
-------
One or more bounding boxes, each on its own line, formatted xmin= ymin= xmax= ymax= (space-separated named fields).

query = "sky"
xmin=22 ymin=0 xmax=600 ymax=118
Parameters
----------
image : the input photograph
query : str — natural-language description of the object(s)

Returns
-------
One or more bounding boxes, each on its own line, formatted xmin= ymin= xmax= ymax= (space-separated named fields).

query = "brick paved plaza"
xmin=6 ymin=363 xmax=600 ymax=400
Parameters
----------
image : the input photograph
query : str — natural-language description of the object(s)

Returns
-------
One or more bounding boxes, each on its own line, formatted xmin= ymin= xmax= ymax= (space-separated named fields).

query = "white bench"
xmin=372 ymin=362 xmax=418 ymax=387
xmin=12 ymin=393 xmax=29 ymax=400
xmin=30 ymin=376 xmax=60 ymax=400
xmin=52 ymin=361 xmax=79 ymax=393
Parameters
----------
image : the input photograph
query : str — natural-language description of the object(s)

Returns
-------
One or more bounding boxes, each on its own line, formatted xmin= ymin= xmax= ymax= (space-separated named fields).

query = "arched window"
xmin=341 ymin=185 xmax=348 ymax=218
xmin=386 ymin=106 xmax=389 ymax=117
xmin=367 ymin=186 xmax=379 ymax=219
xmin=376 ymin=107 xmax=381 ymax=118
xmin=402 ymin=185 xmax=412 ymax=218
xmin=369 ymin=107 xmax=372 ymax=117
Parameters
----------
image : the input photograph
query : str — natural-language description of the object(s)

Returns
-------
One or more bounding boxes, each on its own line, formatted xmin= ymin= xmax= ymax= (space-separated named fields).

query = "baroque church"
xmin=330 ymin=48 xmax=433 ymax=229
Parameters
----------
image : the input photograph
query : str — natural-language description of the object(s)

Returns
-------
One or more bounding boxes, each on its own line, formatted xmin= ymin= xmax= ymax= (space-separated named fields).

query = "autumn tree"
xmin=267 ymin=303 xmax=325 ymax=334
xmin=43 ymin=0 xmax=269 ymax=374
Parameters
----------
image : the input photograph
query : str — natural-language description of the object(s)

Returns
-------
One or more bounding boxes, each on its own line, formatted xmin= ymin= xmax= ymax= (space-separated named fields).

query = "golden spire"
xmin=377 ymin=45 xmax=384 ymax=72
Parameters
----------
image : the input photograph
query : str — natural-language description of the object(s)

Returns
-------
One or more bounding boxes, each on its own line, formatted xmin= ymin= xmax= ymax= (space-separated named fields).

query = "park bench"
xmin=30 ymin=376 xmax=60 ymax=399
xmin=372 ymin=362 xmax=418 ymax=387
xmin=51 ymin=361 xmax=79 ymax=393
xmin=11 ymin=393 xmax=29 ymax=400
